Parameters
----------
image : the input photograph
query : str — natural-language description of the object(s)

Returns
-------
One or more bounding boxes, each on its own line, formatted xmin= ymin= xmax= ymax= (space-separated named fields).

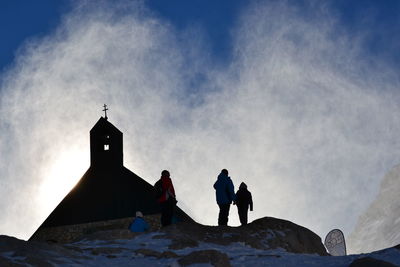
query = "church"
xmin=30 ymin=106 xmax=191 ymax=242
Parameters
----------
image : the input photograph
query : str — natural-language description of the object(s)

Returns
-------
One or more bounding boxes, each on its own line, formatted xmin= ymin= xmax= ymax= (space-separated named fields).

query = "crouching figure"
xmin=129 ymin=211 xmax=150 ymax=232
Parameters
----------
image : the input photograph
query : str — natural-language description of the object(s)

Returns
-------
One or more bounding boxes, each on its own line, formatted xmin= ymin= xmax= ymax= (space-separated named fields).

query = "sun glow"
xmin=38 ymin=145 xmax=88 ymax=215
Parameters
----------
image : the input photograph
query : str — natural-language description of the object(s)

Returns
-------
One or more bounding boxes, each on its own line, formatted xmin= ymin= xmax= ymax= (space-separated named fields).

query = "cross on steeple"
xmin=103 ymin=104 xmax=108 ymax=120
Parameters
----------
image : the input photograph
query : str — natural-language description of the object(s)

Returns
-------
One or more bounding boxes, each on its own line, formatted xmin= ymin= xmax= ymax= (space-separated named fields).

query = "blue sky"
xmin=1 ymin=0 xmax=400 ymax=253
xmin=2 ymin=0 xmax=400 ymax=72
xmin=3 ymin=0 xmax=244 ymax=71
xmin=0 ymin=0 xmax=70 ymax=72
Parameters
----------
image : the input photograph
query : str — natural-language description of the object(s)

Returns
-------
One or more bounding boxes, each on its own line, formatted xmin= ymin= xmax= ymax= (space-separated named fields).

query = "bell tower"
xmin=90 ymin=105 xmax=123 ymax=168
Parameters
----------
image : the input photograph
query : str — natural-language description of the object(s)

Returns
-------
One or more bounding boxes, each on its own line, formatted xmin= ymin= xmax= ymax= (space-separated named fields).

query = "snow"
xmin=1 ymin=231 xmax=400 ymax=266
xmin=65 ymin=235 xmax=400 ymax=266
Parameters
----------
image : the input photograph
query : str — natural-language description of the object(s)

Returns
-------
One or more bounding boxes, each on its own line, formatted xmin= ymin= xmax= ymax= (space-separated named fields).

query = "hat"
xmin=136 ymin=211 xmax=143 ymax=217
xmin=239 ymin=182 xmax=247 ymax=189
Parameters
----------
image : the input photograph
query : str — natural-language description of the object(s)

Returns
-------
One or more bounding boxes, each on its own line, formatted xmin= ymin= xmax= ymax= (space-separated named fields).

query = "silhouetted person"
xmin=129 ymin=211 xmax=150 ymax=232
xmin=213 ymin=169 xmax=235 ymax=226
xmin=234 ymin=182 xmax=253 ymax=225
xmin=155 ymin=170 xmax=176 ymax=227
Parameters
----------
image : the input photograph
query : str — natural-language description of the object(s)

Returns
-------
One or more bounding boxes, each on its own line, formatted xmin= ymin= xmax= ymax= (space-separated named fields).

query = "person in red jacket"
xmin=156 ymin=170 xmax=176 ymax=226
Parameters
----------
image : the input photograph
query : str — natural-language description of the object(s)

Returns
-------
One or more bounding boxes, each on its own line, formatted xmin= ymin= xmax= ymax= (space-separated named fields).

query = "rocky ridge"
xmin=1 ymin=216 xmax=400 ymax=266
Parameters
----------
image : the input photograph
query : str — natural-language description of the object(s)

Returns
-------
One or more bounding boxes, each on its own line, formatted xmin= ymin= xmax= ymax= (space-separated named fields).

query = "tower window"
xmin=104 ymin=144 xmax=110 ymax=151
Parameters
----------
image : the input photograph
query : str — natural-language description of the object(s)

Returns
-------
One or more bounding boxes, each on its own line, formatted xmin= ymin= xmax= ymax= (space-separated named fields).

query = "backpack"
xmin=154 ymin=179 xmax=163 ymax=199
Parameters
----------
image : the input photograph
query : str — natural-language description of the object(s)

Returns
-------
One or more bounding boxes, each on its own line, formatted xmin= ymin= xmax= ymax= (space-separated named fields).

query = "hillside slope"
xmin=1 ymin=217 xmax=400 ymax=266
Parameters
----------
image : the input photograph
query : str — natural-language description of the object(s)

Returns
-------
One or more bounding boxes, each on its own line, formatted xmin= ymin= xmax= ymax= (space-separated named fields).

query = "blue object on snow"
xmin=129 ymin=217 xmax=150 ymax=232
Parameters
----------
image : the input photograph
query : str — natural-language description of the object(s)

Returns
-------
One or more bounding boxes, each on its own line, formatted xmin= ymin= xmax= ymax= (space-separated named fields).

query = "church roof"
xmin=90 ymin=117 xmax=122 ymax=134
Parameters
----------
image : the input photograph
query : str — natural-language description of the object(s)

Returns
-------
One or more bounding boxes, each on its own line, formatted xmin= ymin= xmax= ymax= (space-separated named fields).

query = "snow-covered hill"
xmin=1 ymin=217 xmax=400 ymax=266
xmin=348 ymin=164 xmax=400 ymax=254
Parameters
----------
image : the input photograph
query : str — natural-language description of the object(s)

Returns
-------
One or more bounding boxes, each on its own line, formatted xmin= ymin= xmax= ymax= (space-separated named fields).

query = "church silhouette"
xmin=30 ymin=107 xmax=190 ymax=241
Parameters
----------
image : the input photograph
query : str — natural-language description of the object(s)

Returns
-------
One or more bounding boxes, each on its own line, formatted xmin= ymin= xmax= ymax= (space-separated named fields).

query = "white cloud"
xmin=1 ymin=1 xmax=399 ymax=253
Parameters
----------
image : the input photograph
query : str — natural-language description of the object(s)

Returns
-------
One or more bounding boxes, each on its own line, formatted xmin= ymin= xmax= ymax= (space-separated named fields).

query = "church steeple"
xmin=90 ymin=111 xmax=123 ymax=168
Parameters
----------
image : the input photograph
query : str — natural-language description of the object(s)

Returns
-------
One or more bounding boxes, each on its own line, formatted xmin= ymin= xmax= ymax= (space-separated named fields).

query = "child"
xmin=129 ymin=211 xmax=150 ymax=232
xmin=234 ymin=182 xmax=253 ymax=225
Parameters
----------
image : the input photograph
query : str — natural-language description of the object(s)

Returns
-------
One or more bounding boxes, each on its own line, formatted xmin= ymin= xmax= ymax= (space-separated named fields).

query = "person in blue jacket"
xmin=129 ymin=211 xmax=150 ymax=232
xmin=213 ymin=169 xmax=236 ymax=226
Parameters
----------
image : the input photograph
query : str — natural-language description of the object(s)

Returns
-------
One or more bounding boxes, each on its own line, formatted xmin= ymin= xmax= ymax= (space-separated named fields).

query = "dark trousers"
xmin=237 ymin=206 xmax=249 ymax=225
xmin=218 ymin=203 xmax=231 ymax=226
xmin=161 ymin=198 xmax=175 ymax=227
